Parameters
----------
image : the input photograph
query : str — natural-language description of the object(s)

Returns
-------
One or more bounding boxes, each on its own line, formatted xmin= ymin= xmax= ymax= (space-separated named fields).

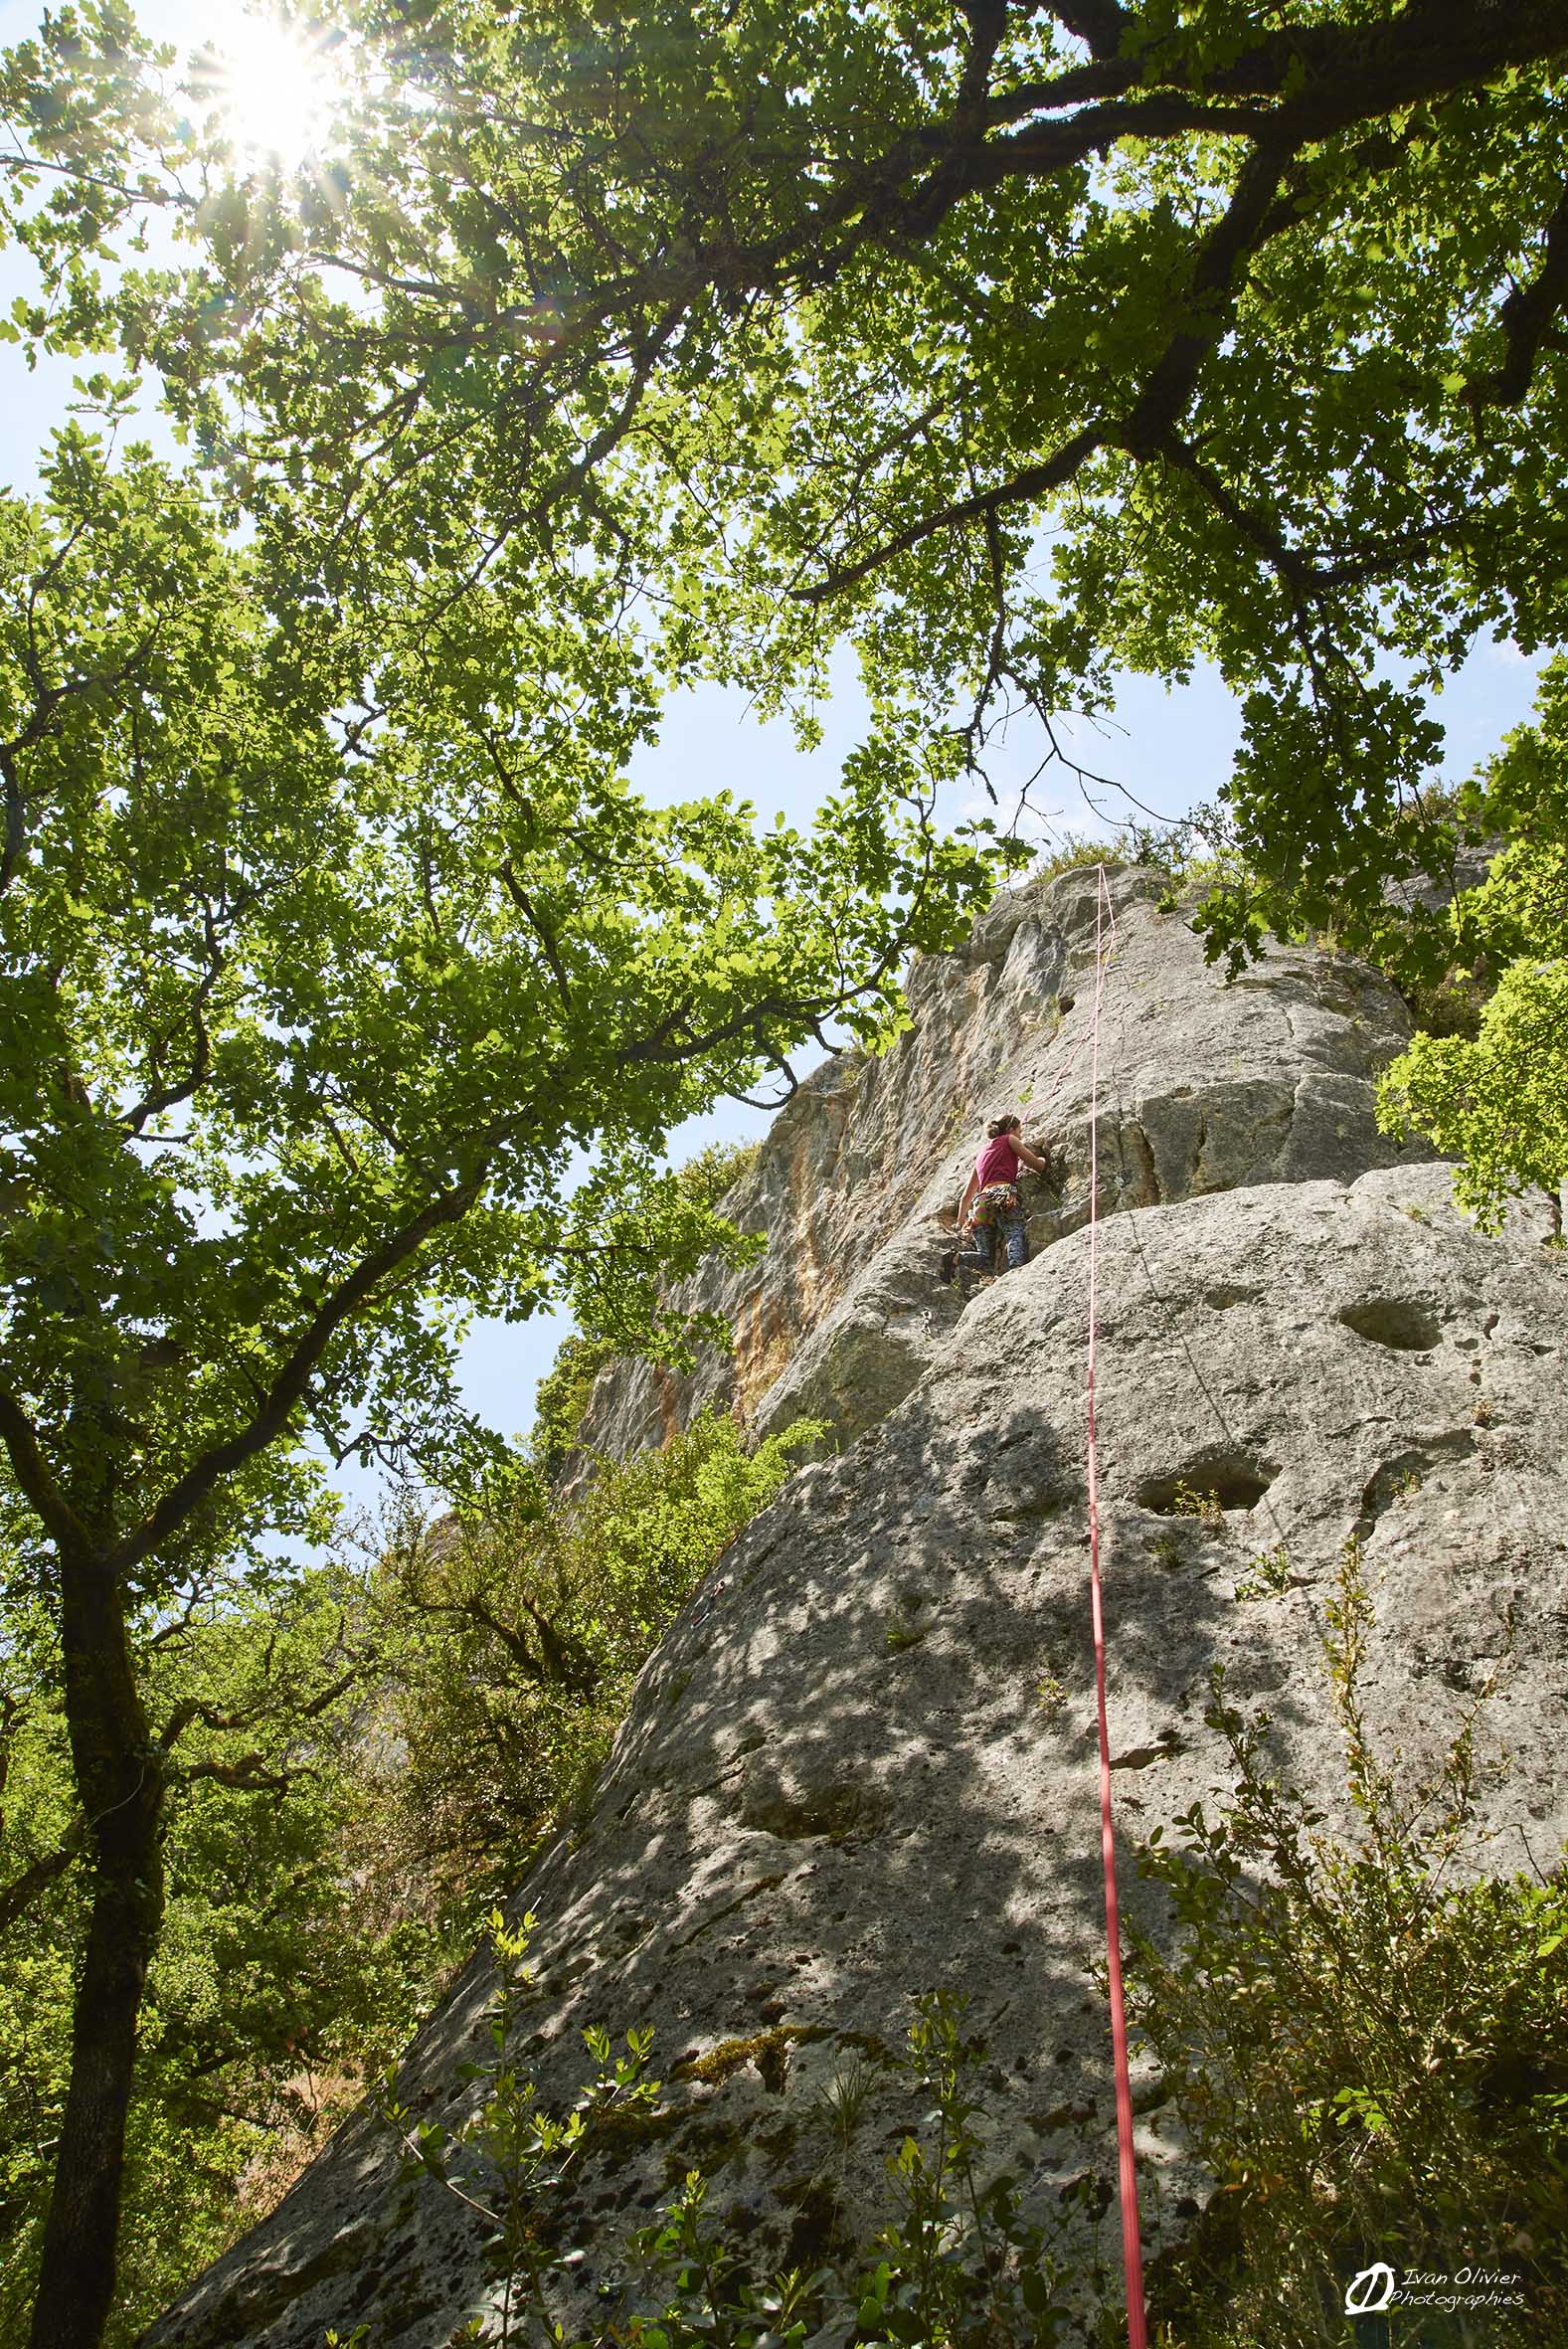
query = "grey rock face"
xmin=147 ymin=877 xmax=1568 ymax=2349
xmin=581 ymin=863 xmax=1429 ymax=1461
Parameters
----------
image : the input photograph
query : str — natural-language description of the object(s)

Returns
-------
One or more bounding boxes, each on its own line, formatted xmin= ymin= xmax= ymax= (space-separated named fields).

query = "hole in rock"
xmin=1203 ymin=1283 xmax=1263 ymax=1311
xmin=1135 ymin=1456 xmax=1278 ymax=1517
xmin=741 ymin=1781 xmax=889 ymax=1842
xmin=1338 ymin=1296 xmax=1442 ymax=1352
xmin=1354 ymin=1432 xmax=1474 ymax=1540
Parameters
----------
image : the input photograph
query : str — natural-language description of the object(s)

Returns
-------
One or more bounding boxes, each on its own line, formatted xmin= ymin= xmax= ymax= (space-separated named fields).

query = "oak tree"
xmin=0 ymin=419 xmax=1006 ymax=2345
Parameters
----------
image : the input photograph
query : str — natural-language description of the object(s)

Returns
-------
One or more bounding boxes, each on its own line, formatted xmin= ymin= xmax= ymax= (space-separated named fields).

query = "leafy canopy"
xmin=1379 ymin=656 xmax=1568 ymax=1227
xmin=0 ymin=420 xmax=1007 ymax=1583
xmin=6 ymin=1 xmax=1568 ymax=978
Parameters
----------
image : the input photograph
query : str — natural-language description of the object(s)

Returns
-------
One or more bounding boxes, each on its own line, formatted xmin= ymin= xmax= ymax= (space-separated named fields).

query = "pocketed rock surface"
xmin=147 ymin=869 xmax=1568 ymax=2348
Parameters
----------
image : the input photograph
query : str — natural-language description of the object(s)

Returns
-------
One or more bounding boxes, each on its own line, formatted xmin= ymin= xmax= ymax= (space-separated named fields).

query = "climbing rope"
xmin=1086 ymin=864 xmax=1148 ymax=2349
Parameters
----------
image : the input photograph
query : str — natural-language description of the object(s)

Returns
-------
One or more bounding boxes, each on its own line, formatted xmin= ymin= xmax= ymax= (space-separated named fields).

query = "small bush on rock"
xmin=396 ymin=1976 xmax=1072 ymax=2348
xmin=673 ymin=1140 xmax=764 ymax=1211
xmin=1130 ymin=1546 xmax=1568 ymax=2346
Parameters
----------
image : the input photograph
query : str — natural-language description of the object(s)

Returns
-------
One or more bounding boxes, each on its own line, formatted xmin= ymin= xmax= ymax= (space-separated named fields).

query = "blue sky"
xmin=0 ymin=0 xmax=1550 ymax=1505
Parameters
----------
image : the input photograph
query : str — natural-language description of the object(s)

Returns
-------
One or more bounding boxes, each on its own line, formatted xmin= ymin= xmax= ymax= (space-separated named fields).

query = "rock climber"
xmin=942 ymin=1113 xmax=1051 ymax=1287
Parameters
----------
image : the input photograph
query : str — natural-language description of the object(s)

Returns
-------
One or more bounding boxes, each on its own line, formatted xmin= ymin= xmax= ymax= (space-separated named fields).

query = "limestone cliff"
xmin=148 ymin=865 xmax=1568 ymax=2348
xmin=579 ymin=860 xmax=1431 ymax=1457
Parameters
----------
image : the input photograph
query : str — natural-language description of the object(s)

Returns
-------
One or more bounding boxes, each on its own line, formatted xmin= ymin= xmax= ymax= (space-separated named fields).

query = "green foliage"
xmin=1028 ymin=832 xmax=1122 ymax=884
xmin=1393 ymin=959 xmax=1494 ymax=1045
xmin=397 ymin=1975 xmax=1069 ymax=2348
xmin=621 ymin=2173 xmax=826 ymax=2349
xmin=384 ymin=1910 xmax=663 ymax=2345
xmin=1379 ymin=658 xmax=1568 ymax=1225
xmin=0 ymin=421 xmax=992 ymax=1560
xmin=673 ymin=1141 xmax=763 ymax=1212
xmin=1131 ymin=1545 xmax=1568 ymax=2346
xmin=1168 ymin=1481 xmax=1225 ymax=1533
xmin=531 ymin=1335 xmax=621 ymax=1477
xmin=0 ymin=1556 xmax=424 ymax=2346
xmin=844 ymin=1995 xmax=1068 ymax=2348
xmin=360 ymin=1411 xmax=816 ymax=1937
xmin=1028 ymin=813 xmax=1232 ymax=895
xmin=7 ymin=0 xmax=1567 ymax=975
xmin=1233 ymin=1543 xmax=1292 ymax=1602
xmin=883 ymin=1610 xmax=928 ymax=1655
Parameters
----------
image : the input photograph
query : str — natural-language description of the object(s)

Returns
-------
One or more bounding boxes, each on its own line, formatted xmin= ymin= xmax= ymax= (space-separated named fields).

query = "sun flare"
xmin=200 ymin=9 xmax=347 ymax=169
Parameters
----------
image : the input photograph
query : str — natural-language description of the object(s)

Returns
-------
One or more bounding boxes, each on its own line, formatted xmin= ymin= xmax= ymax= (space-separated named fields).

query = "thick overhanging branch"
xmin=1157 ymin=435 xmax=1320 ymax=605
xmin=173 ymin=1754 xmax=301 ymax=1793
xmin=1466 ymin=176 xmax=1568 ymax=410
xmin=1048 ymin=3 xmax=1129 ymax=66
xmin=156 ymin=1662 xmax=361 ymax=1756
xmin=1117 ymin=138 xmax=1297 ymax=456
xmin=0 ymin=1389 xmax=93 ymax=1556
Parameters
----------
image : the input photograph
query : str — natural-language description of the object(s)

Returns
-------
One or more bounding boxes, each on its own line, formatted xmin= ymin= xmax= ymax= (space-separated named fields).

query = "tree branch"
xmin=1117 ymin=135 xmax=1297 ymax=456
xmin=0 ymin=747 xmax=24 ymax=897
xmin=1050 ymin=3 xmax=1128 ymax=64
xmin=790 ymin=425 xmax=1103 ymax=603
xmin=497 ymin=860 xmax=574 ymax=1007
xmin=1466 ymin=176 xmax=1568 ymax=410
xmin=0 ymin=1823 xmax=83 ymax=1934
xmin=0 ymin=1389 xmax=94 ymax=1556
xmin=104 ymin=1172 xmax=489 ymax=1582
xmin=174 ymin=1754 xmax=301 ymax=1793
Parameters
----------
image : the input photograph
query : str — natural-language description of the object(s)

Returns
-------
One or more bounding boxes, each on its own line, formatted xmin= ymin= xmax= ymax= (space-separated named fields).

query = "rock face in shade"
xmin=146 ymin=868 xmax=1568 ymax=2349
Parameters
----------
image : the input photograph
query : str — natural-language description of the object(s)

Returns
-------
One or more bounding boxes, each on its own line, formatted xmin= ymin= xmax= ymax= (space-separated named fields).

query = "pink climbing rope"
xmin=1087 ymin=864 xmax=1148 ymax=2349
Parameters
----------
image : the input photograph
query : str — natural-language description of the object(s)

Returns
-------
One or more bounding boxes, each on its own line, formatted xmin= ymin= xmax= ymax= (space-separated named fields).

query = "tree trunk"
xmin=29 ymin=1543 xmax=166 ymax=2349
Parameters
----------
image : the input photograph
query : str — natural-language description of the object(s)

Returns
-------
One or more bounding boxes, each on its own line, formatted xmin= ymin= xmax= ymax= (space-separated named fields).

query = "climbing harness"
xmin=1086 ymin=865 xmax=1148 ymax=2349
xmin=969 ymin=1178 xmax=1022 ymax=1227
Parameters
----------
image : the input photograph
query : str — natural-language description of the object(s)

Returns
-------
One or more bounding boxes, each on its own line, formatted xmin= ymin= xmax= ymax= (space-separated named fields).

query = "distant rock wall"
xmin=148 ymin=866 xmax=1568 ymax=2349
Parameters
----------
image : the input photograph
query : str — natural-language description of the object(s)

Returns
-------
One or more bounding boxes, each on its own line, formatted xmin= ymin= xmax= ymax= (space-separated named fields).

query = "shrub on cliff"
xmin=357 ymin=1410 xmax=817 ymax=1937
xmin=1131 ymin=1549 xmax=1568 ymax=2344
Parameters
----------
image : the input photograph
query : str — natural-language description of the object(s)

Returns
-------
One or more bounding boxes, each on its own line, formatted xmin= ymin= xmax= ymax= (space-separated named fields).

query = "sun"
xmin=198 ymin=9 xmax=347 ymax=170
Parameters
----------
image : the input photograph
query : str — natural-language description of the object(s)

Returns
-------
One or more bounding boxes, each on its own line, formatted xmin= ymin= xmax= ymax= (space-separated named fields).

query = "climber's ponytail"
xmin=985 ymin=1114 xmax=1022 ymax=1139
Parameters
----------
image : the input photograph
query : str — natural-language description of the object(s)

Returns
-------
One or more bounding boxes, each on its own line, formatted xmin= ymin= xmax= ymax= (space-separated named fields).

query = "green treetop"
xmin=6 ymin=1 xmax=1567 ymax=969
xmin=1379 ymin=655 xmax=1568 ymax=1226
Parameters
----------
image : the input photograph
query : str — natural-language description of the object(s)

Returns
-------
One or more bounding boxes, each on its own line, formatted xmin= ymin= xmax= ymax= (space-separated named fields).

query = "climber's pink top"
xmin=974 ymin=1134 xmax=1020 ymax=1189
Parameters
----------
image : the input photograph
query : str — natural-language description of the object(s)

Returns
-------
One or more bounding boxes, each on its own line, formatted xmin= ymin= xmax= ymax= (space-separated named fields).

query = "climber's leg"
xmin=1001 ymin=1212 xmax=1030 ymax=1272
xmin=950 ymin=1224 xmax=996 ymax=1288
